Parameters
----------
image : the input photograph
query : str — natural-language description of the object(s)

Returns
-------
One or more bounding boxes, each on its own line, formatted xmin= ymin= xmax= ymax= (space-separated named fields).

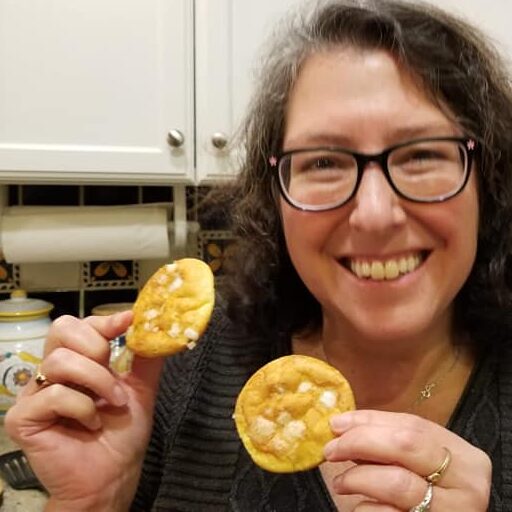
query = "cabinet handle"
xmin=211 ymin=132 xmax=228 ymax=150
xmin=167 ymin=130 xmax=185 ymax=148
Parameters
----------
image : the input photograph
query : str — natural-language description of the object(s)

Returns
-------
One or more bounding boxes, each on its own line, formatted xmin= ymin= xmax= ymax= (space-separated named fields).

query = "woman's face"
xmin=280 ymin=48 xmax=479 ymax=343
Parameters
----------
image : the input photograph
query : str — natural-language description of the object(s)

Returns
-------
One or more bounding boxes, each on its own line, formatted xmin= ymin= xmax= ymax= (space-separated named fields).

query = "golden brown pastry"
xmin=125 ymin=258 xmax=214 ymax=358
xmin=234 ymin=354 xmax=355 ymax=473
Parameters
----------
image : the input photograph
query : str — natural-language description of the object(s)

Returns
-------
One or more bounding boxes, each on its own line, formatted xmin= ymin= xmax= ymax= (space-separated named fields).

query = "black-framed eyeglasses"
xmin=270 ymin=136 xmax=476 ymax=212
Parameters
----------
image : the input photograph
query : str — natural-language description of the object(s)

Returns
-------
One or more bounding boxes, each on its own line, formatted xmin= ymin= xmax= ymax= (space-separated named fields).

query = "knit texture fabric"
xmin=131 ymin=305 xmax=508 ymax=511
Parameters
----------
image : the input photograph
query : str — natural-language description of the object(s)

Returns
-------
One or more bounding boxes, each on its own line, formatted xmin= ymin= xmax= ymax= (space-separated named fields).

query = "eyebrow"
xmin=283 ymin=124 xmax=462 ymax=151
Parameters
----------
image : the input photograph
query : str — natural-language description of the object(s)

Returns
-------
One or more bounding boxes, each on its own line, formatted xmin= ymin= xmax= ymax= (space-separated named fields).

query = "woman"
xmin=5 ymin=0 xmax=512 ymax=510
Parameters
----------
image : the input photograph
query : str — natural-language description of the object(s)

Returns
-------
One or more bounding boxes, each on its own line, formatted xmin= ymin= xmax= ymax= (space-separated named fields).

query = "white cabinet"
xmin=0 ymin=0 xmax=299 ymax=185
xmin=195 ymin=0 xmax=298 ymax=183
xmin=0 ymin=0 xmax=195 ymax=184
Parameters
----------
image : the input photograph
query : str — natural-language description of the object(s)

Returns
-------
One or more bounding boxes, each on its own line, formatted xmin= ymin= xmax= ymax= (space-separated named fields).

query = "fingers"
xmin=323 ymin=410 xmax=492 ymax=511
xmin=6 ymin=384 xmax=103 ymax=441
xmin=21 ymin=347 xmax=128 ymax=407
xmin=352 ymin=504 xmax=400 ymax=512
xmin=129 ymin=355 xmax=165 ymax=395
xmin=34 ymin=310 xmax=164 ymax=405
xmin=325 ymin=410 xmax=466 ymax=487
xmin=44 ymin=311 xmax=133 ymax=361
xmin=333 ymin=463 xmax=436 ymax=510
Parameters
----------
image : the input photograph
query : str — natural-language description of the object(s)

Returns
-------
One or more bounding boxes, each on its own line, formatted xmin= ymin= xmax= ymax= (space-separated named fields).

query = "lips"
xmin=344 ymin=252 xmax=426 ymax=281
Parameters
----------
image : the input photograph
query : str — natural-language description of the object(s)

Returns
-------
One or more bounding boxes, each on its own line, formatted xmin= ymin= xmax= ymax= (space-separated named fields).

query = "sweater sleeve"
xmin=130 ymin=346 xmax=201 ymax=511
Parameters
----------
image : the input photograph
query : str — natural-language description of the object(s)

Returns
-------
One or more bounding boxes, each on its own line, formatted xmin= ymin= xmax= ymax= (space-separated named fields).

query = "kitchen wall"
xmin=0 ymin=184 xmax=233 ymax=319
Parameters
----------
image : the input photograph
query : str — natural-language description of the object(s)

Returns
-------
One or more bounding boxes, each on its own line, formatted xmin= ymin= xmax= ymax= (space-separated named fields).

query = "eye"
xmin=312 ymin=157 xmax=336 ymax=169
xmin=291 ymin=151 xmax=353 ymax=174
xmin=392 ymin=144 xmax=458 ymax=171
xmin=409 ymin=150 xmax=443 ymax=161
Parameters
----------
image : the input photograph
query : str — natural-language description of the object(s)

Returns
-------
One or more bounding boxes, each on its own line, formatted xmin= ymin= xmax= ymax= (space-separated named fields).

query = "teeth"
xmin=370 ymin=261 xmax=384 ymax=280
xmin=348 ymin=253 xmax=423 ymax=281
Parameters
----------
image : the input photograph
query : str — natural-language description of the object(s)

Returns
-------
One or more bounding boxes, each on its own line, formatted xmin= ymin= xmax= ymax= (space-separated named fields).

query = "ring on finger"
xmin=409 ymin=482 xmax=433 ymax=512
xmin=425 ymin=447 xmax=452 ymax=484
xmin=34 ymin=367 xmax=51 ymax=388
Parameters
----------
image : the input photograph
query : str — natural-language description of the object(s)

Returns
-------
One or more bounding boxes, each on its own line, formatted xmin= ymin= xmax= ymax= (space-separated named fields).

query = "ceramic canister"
xmin=0 ymin=290 xmax=53 ymax=416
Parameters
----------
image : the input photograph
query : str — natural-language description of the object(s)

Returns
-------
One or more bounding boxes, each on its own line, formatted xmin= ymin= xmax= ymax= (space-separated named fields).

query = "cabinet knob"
xmin=211 ymin=132 xmax=228 ymax=150
xmin=167 ymin=130 xmax=185 ymax=148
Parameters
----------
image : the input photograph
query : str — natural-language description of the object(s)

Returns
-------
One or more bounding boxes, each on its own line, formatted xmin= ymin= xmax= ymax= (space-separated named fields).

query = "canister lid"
xmin=0 ymin=290 xmax=54 ymax=320
xmin=92 ymin=302 xmax=133 ymax=316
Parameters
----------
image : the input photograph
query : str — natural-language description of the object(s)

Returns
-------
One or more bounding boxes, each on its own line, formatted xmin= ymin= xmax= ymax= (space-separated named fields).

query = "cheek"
xmin=428 ymin=179 xmax=479 ymax=266
xmin=280 ymin=201 xmax=340 ymax=254
xmin=459 ymin=176 xmax=479 ymax=255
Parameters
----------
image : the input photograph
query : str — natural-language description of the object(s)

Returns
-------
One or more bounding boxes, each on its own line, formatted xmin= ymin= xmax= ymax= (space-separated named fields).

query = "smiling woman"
xmin=4 ymin=1 xmax=512 ymax=511
xmin=279 ymin=48 xmax=480 ymax=349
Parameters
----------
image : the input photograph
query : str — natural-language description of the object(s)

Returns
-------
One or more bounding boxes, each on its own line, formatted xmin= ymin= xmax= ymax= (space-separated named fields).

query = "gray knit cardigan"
xmin=131 ymin=305 xmax=511 ymax=511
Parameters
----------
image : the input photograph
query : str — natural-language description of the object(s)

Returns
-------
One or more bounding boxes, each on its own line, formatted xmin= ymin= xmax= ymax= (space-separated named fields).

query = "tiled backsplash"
xmin=0 ymin=184 xmax=233 ymax=319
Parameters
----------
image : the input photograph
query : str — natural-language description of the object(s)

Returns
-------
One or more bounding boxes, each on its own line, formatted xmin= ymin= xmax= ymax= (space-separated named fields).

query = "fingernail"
xmin=330 ymin=412 xmax=352 ymax=432
xmin=113 ymin=310 xmax=131 ymax=328
xmin=324 ymin=439 xmax=337 ymax=460
xmin=111 ymin=383 xmax=128 ymax=406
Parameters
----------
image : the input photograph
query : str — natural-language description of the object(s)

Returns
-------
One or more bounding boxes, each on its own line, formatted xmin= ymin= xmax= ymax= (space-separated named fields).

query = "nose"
xmin=348 ymin=164 xmax=406 ymax=232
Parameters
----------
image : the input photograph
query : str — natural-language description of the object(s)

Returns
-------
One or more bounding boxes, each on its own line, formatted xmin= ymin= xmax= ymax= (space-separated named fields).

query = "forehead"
xmin=283 ymin=48 xmax=456 ymax=150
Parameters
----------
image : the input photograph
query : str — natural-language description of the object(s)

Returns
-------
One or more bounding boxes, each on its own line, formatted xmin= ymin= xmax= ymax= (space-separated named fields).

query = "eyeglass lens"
xmin=279 ymin=139 xmax=468 ymax=209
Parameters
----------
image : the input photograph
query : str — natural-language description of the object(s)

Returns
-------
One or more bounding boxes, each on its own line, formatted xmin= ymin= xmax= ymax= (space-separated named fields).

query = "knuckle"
xmin=51 ymin=314 xmax=79 ymax=331
xmin=391 ymin=426 xmax=423 ymax=454
xmin=478 ymin=451 xmax=493 ymax=480
xmin=45 ymin=382 xmax=68 ymax=400
xmin=44 ymin=346 xmax=70 ymax=366
xmin=386 ymin=467 xmax=416 ymax=494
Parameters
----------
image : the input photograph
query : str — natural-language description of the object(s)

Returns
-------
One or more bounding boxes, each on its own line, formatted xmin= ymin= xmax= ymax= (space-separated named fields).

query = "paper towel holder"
xmin=172 ymin=185 xmax=187 ymax=256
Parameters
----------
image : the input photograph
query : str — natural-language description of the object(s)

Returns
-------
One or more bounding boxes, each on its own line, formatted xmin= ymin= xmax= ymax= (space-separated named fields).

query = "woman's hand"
xmin=323 ymin=410 xmax=491 ymax=511
xmin=4 ymin=311 xmax=164 ymax=512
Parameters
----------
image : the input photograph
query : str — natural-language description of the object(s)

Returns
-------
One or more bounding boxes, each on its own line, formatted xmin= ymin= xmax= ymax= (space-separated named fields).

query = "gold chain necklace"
xmin=409 ymin=346 xmax=461 ymax=411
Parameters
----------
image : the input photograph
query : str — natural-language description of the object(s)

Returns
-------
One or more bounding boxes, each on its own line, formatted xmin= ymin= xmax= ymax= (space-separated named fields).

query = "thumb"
xmin=129 ymin=354 xmax=165 ymax=394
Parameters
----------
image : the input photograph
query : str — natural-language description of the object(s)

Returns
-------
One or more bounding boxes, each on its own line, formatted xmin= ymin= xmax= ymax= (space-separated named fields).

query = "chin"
xmin=346 ymin=311 xmax=438 ymax=346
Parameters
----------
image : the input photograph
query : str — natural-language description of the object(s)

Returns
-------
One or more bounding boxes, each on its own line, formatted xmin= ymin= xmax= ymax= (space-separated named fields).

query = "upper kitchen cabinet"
xmin=195 ymin=0 xmax=298 ymax=183
xmin=0 ymin=0 xmax=299 ymax=184
xmin=0 ymin=0 xmax=194 ymax=184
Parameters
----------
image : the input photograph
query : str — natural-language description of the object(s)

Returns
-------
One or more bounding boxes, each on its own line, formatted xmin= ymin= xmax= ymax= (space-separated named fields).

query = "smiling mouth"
xmin=342 ymin=252 xmax=428 ymax=281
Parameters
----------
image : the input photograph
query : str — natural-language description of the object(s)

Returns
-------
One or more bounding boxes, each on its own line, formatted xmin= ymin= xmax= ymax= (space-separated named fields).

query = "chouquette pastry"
xmin=125 ymin=258 xmax=214 ymax=358
xmin=234 ymin=354 xmax=355 ymax=473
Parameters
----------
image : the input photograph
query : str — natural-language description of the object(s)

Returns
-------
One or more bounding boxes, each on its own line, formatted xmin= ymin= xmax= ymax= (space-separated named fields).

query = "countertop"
xmin=0 ymin=426 xmax=47 ymax=511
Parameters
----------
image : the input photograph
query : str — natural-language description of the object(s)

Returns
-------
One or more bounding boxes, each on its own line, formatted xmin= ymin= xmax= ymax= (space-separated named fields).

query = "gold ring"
xmin=426 ymin=447 xmax=452 ymax=484
xmin=34 ymin=369 xmax=50 ymax=387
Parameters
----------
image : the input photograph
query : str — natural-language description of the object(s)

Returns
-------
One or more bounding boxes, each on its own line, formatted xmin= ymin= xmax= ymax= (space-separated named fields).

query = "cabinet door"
xmin=195 ymin=0 xmax=299 ymax=183
xmin=0 ymin=0 xmax=194 ymax=184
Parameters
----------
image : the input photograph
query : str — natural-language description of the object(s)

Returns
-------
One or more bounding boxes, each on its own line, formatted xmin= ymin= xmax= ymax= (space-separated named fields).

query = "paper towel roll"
xmin=1 ymin=205 xmax=170 ymax=263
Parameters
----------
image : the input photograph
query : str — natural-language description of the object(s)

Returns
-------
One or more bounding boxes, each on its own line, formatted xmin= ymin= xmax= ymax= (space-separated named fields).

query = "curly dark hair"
xmin=213 ymin=0 xmax=512 ymax=346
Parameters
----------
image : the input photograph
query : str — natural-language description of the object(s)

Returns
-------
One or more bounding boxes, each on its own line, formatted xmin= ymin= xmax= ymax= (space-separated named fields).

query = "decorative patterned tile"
xmin=82 ymin=260 xmax=139 ymax=289
xmin=198 ymin=230 xmax=235 ymax=276
xmin=19 ymin=262 xmax=81 ymax=291
xmin=0 ymin=261 xmax=20 ymax=292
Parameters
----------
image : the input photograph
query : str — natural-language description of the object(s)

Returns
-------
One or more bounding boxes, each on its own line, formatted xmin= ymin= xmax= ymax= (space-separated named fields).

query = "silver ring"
xmin=409 ymin=482 xmax=433 ymax=512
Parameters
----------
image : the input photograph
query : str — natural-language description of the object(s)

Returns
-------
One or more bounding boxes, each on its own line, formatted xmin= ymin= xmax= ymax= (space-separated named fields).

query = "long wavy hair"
xmin=213 ymin=0 xmax=512 ymax=346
